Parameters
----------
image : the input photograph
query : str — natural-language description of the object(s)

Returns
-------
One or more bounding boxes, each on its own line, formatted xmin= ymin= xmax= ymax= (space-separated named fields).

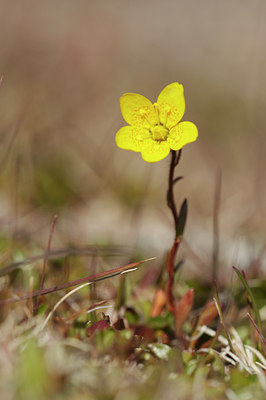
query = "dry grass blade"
xmin=213 ymin=297 xmax=233 ymax=351
xmin=57 ymin=300 xmax=109 ymax=323
xmin=34 ymin=215 xmax=58 ymax=315
xmin=40 ymin=282 xmax=112 ymax=331
xmin=213 ymin=281 xmax=234 ymax=352
xmin=0 ymin=245 xmax=127 ymax=277
xmin=247 ymin=313 xmax=266 ymax=345
xmin=0 ymin=257 xmax=155 ymax=305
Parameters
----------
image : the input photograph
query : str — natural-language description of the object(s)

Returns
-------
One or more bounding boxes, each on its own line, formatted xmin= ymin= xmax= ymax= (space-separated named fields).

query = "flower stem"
xmin=167 ymin=151 xmax=179 ymax=231
xmin=166 ymin=237 xmax=180 ymax=314
xmin=166 ymin=150 xmax=182 ymax=317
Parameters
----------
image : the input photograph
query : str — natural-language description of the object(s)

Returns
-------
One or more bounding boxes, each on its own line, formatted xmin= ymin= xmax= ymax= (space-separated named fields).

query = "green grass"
xmin=0 ymin=239 xmax=265 ymax=400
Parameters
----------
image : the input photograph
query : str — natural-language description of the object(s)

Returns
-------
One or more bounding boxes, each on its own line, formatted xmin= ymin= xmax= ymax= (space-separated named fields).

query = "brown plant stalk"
xmin=166 ymin=149 xmax=183 ymax=318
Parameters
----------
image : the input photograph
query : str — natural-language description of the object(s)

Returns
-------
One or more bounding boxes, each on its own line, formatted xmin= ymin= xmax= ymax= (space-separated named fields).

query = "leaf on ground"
xmin=133 ymin=325 xmax=155 ymax=342
xmin=87 ymin=318 xmax=110 ymax=337
xmin=150 ymin=288 xmax=167 ymax=317
xmin=148 ymin=343 xmax=171 ymax=361
xmin=175 ymin=288 xmax=194 ymax=335
xmin=190 ymin=301 xmax=218 ymax=349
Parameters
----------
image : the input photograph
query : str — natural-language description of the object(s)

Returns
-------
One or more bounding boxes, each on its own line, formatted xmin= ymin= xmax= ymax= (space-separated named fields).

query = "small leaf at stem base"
xmin=176 ymin=198 xmax=188 ymax=238
xmin=173 ymin=176 xmax=183 ymax=185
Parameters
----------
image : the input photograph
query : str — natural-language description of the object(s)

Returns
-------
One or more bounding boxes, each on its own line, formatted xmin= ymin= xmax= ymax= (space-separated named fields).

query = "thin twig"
xmin=34 ymin=215 xmax=58 ymax=315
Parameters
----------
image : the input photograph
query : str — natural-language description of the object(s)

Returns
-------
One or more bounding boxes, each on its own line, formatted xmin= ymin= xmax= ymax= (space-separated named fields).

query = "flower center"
xmin=151 ymin=125 xmax=169 ymax=141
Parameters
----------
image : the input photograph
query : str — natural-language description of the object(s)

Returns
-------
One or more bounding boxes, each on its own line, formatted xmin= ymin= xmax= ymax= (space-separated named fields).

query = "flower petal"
xmin=140 ymin=139 xmax=170 ymax=162
xmin=167 ymin=121 xmax=198 ymax=151
xmin=157 ymin=83 xmax=185 ymax=129
xmin=115 ymin=126 xmax=151 ymax=152
xmin=120 ymin=93 xmax=157 ymax=129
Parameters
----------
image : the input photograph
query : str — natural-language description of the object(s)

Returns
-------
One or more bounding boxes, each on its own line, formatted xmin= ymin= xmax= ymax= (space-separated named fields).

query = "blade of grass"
xmin=57 ymin=300 xmax=109 ymax=322
xmin=0 ymin=245 xmax=127 ymax=277
xmin=0 ymin=257 xmax=155 ymax=305
xmin=40 ymin=281 xmax=93 ymax=330
xmin=233 ymin=266 xmax=263 ymax=348
xmin=247 ymin=313 xmax=265 ymax=344
xmin=34 ymin=215 xmax=58 ymax=315
xmin=41 ymin=288 xmax=112 ymax=331
xmin=213 ymin=281 xmax=233 ymax=351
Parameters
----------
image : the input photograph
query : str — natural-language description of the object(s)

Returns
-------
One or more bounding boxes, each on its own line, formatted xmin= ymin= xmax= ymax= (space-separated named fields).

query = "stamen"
xmin=153 ymin=103 xmax=160 ymax=125
xmin=152 ymin=130 xmax=164 ymax=141
xmin=158 ymin=130 xmax=165 ymax=140
xmin=163 ymin=105 xmax=171 ymax=128
xmin=151 ymin=125 xmax=168 ymax=141
xmin=139 ymin=108 xmax=154 ymax=127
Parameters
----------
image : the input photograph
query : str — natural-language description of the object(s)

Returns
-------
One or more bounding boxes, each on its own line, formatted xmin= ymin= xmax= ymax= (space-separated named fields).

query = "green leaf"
xmin=147 ymin=343 xmax=171 ymax=361
xmin=176 ymin=198 xmax=188 ymax=238
xmin=115 ymin=275 xmax=131 ymax=310
xmin=233 ymin=266 xmax=263 ymax=348
xmin=15 ymin=339 xmax=50 ymax=399
xmin=173 ymin=176 xmax=183 ymax=185
xmin=147 ymin=313 xmax=174 ymax=330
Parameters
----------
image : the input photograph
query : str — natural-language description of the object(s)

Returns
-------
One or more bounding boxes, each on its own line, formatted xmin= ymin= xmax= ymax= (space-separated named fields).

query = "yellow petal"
xmin=115 ymin=126 xmax=150 ymax=152
xmin=120 ymin=93 xmax=157 ymax=129
xmin=140 ymin=139 xmax=170 ymax=162
xmin=167 ymin=121 xmax=198 ymax=151
xmin=157 ymin=83 xmax=185 ymax=129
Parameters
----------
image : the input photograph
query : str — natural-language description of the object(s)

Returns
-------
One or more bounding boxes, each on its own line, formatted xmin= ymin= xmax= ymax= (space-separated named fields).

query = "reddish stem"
xmin=165 ymin=150 xmax=182 ymax=318
xmin=166 ymin=237 xmax=180 ymax=313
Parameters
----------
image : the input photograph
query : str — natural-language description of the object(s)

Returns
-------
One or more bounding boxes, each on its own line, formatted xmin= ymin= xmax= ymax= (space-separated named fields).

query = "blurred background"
xmin=0 ymin=0 xmax=265 ymax=281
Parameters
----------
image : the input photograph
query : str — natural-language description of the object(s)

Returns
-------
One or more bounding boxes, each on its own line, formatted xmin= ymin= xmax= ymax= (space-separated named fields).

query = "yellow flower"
xmin=115 ymin=83 xmax=198 ymax=162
